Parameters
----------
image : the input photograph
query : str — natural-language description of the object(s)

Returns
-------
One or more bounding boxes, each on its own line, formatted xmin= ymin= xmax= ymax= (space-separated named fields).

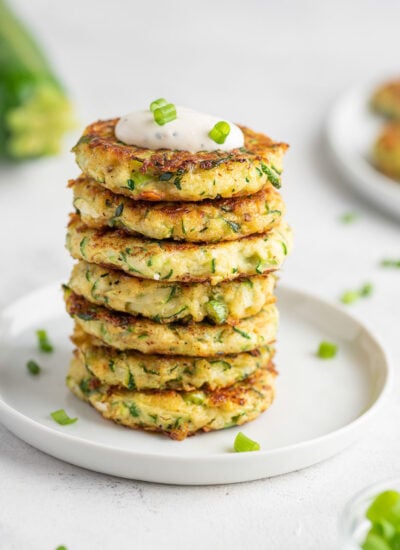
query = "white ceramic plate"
xmin=0 ymin=283 xmax=390 ymax=485
xmin=326 ymin=82 xmax=400 ymax=220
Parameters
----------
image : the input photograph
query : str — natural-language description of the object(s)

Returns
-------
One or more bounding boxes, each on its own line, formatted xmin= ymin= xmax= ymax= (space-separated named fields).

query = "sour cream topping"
xmin=115 ymin=106 xmax=244 ymax=153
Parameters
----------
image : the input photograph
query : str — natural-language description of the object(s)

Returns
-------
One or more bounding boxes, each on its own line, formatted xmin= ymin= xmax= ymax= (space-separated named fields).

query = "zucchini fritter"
xmin=67 ymin=352 xmax=276 ymax=440
xmin=66 ymin=215 xmax=292 ymax=285
xmin=373 ymin=122 xmax=400 ymax=181
xmin=72 ymin=325 xmax=273 ymax=391
xmin=72 ymin=119 xmax=288 ymax=202
xmin=70 ymin=175 xmax=285 ymax=242
xmin=68 ymin=261 xmax=275 ymax=324
xmin=371 ymin=78 xmax=400 ymax=120
xmin=64 ymin=288 xmax=278 ymax=356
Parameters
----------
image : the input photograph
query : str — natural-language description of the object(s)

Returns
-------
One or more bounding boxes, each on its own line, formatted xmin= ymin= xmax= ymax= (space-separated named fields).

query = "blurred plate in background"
xmin=326 ymin=83 xmax=400 ymax=220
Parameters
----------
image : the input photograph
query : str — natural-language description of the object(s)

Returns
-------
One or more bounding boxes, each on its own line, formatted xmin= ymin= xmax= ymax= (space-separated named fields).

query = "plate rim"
xmin=0 ymin=281 xmax=392 ymax=464
xmin=325 ymin=81 xmax=400 ymax=219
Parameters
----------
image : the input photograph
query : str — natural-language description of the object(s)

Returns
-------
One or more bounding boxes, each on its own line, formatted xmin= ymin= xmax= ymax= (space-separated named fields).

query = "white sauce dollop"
xmin=115 ymin=106 xmax=244 ymax=153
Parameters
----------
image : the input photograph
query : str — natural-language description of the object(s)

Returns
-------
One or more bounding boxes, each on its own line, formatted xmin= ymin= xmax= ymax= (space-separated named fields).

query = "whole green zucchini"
xmin=0 ymin=0 xmax=74 ymax=158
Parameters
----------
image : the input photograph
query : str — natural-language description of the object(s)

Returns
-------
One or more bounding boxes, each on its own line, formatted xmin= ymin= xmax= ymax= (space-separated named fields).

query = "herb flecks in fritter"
xmin=73 ymin=119 xmax=288 ymax=202
xmin=67 ymin=354 xmax=277 ymax=440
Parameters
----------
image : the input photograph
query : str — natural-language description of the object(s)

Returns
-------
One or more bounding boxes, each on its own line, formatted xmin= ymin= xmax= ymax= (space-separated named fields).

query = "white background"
xmin=1 ymin=1 xmax=400 ymax=549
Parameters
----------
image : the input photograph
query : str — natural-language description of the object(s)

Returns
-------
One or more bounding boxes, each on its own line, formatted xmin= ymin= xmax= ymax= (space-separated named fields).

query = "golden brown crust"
xmin=68 ymin=261 xmax=276 ymax=325
xmin=67 ymin=353 xmax=277 ymax=439
xmin=71 ymin=324 xmax=275 ymax=392
xmin=70 ymin=174 xmax=285 ymax=243
xmin=206 ymin=364 xmax=277 ymax=408
xmin=72 ymin=118 xmax=288 ymax=202
xmin=66 ymin=214 xmax=292 ymax=285
xmin=73 ymin=118 xmax=288 ymax=175
xmin=63 ymin=287 xmax=279 ymax=356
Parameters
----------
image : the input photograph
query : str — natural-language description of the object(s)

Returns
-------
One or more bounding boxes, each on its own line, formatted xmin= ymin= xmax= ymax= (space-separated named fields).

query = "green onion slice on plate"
xmin=36 ymin=329 xmax=53 ymax=352
xmin=317 ymin=341 xmax=337 ymax=359
xmin=234 ymin=431 xmax=260 ymax=452
xmin=50 ymin=409 xmax=78 ymax=426
xmin=27 ymin=359 xmax=41 ymax=375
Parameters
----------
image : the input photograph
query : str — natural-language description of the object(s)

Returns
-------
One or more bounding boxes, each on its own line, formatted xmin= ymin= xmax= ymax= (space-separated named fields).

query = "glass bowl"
xmin=339 ymin=477 xmax=400 ymax=549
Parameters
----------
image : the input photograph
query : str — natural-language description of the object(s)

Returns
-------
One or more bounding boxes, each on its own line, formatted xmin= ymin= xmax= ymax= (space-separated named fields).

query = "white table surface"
xmin=1 ymin=1 xmax=400 ymax=548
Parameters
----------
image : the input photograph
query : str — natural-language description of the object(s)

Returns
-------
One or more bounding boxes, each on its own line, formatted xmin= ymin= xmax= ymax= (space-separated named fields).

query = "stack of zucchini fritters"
xmin=64 ymin=118 xmax=292 ymax=440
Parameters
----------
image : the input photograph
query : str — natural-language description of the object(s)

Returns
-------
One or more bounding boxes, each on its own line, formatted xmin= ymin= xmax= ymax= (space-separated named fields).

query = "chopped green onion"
xmin=341 ymin=290 xmax=361 ymax=304
xmin=234 ymin=431 xmax=260 ymax=452
xmin=362 ymin=532 xmax=391 ymax=550
xmin=149 ymin=98 xmax=168 ymax=112
xmin=36 ymin=329 xmax=53 ymax=353
xmin=367 ymin=490 xmax=400 ymax=525
xmin=56 ymin=546 xmax=67 ymax=550
xmin=369 ymin=520 xmax=396 ymax=541
xmin=341 ymin=283 xmax=374 ymax=304
xmin=127 ymin=371 xmax=136 ymax=391
xmin=127 ymin=403 xmax=140 ymax=417
xmin=27 ymin=359 xmax=41 ymax=375
xmin=205 ymin=299 xmax=228 ymax=324
xmin=50 ymin=409 xmax=78 ymax=425
xmin=225 ymin=219 xmax=241 ymax=233
xmin=317 ymin=341 xmax=337 ymax=359
xmin=380 ymin=259 xmax=400 ymax=268
xmin=361 ymin=490 xmax=400 ymax=549
xmin=260 ymin=162 xmax=281 ymax=189
xmin=152 ymin=102 xmax=177 ymax=126
xmin=208 ymin=121 xmax=231 ymax=145
xmin=340 ymin=212 xmax=358 ymax=224
xmin=114 ymin=204 xmax=124 ymax=217
xmin=373 ymin=518 xmax=396 ymax=535
xmin=361 ymin=283 xmax=373 ymax=297
xmin=183 ymin=392 xmax=205 ymax=405
xmin=255 ymin=260 xmax=265 ymax=274
xmin=79 ymin=378 xmax=92 ymax=396
xmin=390 ymin=533 xmax=400 ymax=548
xmin=233 ymin=327 xmax=251 ymax=339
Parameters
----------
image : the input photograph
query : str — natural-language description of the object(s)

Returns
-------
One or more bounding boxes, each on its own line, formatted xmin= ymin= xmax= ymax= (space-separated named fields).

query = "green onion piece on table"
xmin=380 ymin=259 xmax=400 ymax=268
xmin=341 ymin=283 xmax=373 ymax=305
xmin=234 ymin=431 xmax=260 ymax=452
xmin=340 ymin=212 xmax=358 ymax=224
xmin=50 ymin=409 xmax=78 ymax=426
xmin=316 ymin=341 xmax=337 ymax=359
xmin=209 ymin=121 xmax=231 ymax=144
xmin=36 ymin=329 xmax=53 ymax=352
xmin=341 ymin=290 xmax=361 ymax=304
xmin=360 ymin=283 xmax=373 ymax=297
xmin=26 ymin=359 xmax=40 ymax=375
